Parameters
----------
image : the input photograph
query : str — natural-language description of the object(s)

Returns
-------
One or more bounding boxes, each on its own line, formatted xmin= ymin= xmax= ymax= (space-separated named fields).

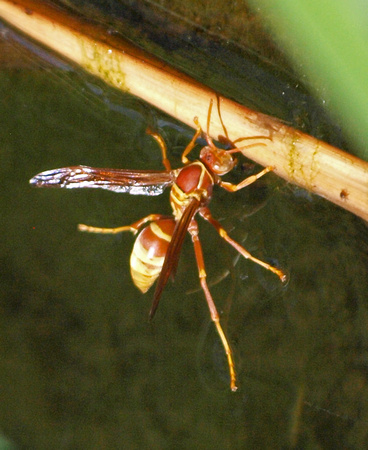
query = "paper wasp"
xmin=30 ymin=101 xmax=287 ymax=391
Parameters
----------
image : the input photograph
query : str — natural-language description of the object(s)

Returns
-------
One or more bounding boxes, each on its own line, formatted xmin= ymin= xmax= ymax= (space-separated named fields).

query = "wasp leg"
xmin=188 ymin=219 xmax=238 ymax=392
xmin=78 ymin=214 xmax=171 ymax=235
xmin=200 ymin=208 xmax=287 ymax=283
xmin=181 ymin=120 xmax=203 ymax=164
xmin=219 ymin=166 xmax=274 ymax=192
xmin=146 ymin=130 xmax=172 ymax=171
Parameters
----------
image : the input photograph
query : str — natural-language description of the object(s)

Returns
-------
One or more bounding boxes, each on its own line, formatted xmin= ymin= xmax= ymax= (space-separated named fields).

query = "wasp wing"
xmin=149 ymin=197 xmax=200 ymax=319
xmin=29 ymin=165 xmax=175 ymax=196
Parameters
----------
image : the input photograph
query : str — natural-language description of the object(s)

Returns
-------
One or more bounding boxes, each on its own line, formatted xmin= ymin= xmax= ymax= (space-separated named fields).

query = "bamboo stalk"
xmin=1 ymin=0 xmax=367 ymax=220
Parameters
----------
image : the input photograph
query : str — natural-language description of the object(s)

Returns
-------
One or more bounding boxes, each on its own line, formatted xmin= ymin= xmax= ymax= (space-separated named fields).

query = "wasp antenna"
xmin=228 ymin=142 xmax=268 ymax=155
xmin=206 ymin=99 xmax=214 ymax=135
xmin=216 ymin=96 xmax=230 ymax=140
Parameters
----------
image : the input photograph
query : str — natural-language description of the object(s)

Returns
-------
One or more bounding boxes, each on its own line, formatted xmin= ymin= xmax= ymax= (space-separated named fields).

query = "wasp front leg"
xmin=219 ymin=166 xmax=275 ymax=192
xmin=181 ymin=119 xmax=203 ymax=164
xmin=188 ymin=219 xmax=238 ymax=392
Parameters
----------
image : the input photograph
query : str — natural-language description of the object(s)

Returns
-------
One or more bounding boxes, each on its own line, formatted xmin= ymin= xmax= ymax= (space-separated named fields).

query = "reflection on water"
xmin=1 ymin=17 xmax=368 ymax=450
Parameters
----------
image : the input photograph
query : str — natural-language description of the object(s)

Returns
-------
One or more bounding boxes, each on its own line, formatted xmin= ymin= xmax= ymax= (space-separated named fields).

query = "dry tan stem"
xmin=1 ymin=0 xmax=367 ymax=220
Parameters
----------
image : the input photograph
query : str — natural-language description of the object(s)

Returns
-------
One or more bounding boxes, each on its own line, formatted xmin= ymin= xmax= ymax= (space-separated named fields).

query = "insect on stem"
xmin=30 ymin=99 xmax=287 ymax=391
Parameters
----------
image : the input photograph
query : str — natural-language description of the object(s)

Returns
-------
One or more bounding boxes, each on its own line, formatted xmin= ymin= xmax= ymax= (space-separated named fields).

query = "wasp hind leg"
xmin=188 ymin=219 xmax=237 ymax=392
xmin=78 ymin=214 xmax=170 ymax=235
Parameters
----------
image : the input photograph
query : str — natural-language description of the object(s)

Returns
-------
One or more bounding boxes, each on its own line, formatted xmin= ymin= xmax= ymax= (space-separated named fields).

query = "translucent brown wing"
xmin=29 ymin=165 xmax=175 ymax=196
xmin=149 ymin=197 xmax=200 ymax=319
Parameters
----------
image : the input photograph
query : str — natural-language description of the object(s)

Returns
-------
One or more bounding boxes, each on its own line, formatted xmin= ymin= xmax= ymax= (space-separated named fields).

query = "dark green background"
xmin=1 ymin=7 xmax=368 ymax=449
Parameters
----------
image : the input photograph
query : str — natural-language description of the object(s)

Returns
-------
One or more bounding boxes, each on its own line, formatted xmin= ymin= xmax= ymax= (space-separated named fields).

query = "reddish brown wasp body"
xmin=30 ymin=101 xmax=286 ymax=391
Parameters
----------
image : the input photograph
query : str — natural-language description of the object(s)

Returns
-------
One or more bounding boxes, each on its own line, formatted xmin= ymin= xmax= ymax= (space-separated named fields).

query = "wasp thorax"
xmin=199 ymin=146 xmax=235 ymax=175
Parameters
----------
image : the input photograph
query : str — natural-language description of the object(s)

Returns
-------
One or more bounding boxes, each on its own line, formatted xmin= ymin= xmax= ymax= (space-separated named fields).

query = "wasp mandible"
xmin=30 ymin=100 xmax=287 ymax=391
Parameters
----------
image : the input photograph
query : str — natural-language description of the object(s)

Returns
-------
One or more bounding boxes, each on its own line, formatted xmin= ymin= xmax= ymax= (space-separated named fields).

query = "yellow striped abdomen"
xmin=130 ymin=219 xmax=176 ymax=293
